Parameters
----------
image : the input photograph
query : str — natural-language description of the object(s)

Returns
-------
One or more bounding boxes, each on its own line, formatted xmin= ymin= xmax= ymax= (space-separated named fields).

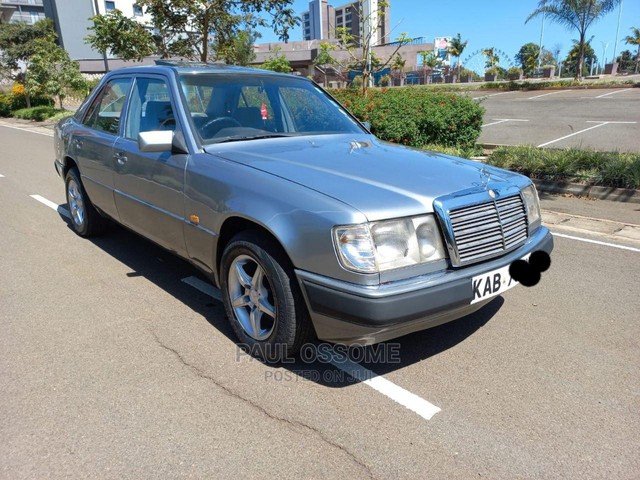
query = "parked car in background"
xmin=53 ymin=62 xmax=553 ymax=359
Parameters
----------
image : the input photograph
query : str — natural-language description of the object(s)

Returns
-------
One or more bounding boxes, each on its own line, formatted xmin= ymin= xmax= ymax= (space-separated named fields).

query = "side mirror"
xmin=138 ymin=130 xmax=173 ymax=152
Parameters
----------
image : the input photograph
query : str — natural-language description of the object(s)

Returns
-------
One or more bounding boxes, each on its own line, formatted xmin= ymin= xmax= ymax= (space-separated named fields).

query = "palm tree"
xmin=624 ymin=27 xmax=640 ymax=73
xmin=526 ymin=0 xmax=621 ymax=80
xmin=391 ymin=53 xmax=406 ymax=86
xmin=481 ymin=48 xmax=499 ymax=69
xmin=419 ymin=51 xmax=438 ymax=84
xmin=447 ymin=33 xmax=468 ymax=81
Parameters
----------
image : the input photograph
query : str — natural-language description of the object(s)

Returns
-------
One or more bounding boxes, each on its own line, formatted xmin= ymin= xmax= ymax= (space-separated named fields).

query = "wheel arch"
xmin=214 ymin=216 xmax=294 ymax=286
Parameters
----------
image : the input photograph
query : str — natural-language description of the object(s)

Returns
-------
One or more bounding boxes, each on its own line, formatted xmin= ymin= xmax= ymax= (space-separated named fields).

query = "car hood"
xmin=205 ymin=134 xmax=523 ymax=221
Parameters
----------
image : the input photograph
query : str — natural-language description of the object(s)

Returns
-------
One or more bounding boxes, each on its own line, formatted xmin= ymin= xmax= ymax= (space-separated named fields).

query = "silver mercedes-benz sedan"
xmin=54 ymin=63 xmax=553 ymax=359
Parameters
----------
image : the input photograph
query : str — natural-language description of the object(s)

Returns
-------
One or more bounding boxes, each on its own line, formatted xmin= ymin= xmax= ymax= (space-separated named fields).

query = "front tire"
xmin=65 ymin=168 xmax=107 ymax=237
xmin=220 ymin=232 xmax=313 ymax=361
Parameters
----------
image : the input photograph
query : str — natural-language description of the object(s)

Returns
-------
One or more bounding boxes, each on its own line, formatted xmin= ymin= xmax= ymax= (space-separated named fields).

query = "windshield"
xmin=179 ymin=73 xmax=364 ymax=144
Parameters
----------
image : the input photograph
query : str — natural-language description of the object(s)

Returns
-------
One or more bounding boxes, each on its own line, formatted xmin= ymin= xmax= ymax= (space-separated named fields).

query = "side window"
xmin=125 ymin=77 xmax=176 ymax=140
xmin=83 ymin=77 xmax=131 ymax=135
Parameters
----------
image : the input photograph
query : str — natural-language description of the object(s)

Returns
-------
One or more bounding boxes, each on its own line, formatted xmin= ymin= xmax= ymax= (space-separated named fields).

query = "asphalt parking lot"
xmin=471 ymin=87 xmax=640 ymax=152
xmin=1 ymin=124 xmax=639 ymax=478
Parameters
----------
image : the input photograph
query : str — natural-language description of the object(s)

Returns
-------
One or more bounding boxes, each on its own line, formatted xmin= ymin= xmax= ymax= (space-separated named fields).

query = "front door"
xmin=74 ymin=76 xmax=131 ymax=219
xmin=113 ymin=75 xmax=188 ymax=256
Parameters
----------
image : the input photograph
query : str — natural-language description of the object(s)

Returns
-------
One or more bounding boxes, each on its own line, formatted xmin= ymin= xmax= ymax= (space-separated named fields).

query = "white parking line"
xmin=30 ymin=194 xmax=70 ymax=218
xmin=0 ymin=121 xmax=54 ymax=137
xmin=181 ymin=276 xmax=223 ymax=301
xmin=473 ymin=91 xmax=515 ymax=101
xmin=537 ymin=122 xmax=610 ymax=147
xmin=181 ymin=275 xmax=442 ymax=421
xmin=482 ymin=118 xmax=529 ymax=127
xmin=527 ymin=90 xmax=567 ymax=100
xmin=0 ymin=174 xmax=4 ymax=178
xmin=594 ymin=88 xmax=633 ymax=98
xmin=585 ymin=120 xmax=637 ymax=124
xmin=552 ymin=232 xmax=640 ymax=253
xmin=328 ymin=353 xmax=441 ymax=420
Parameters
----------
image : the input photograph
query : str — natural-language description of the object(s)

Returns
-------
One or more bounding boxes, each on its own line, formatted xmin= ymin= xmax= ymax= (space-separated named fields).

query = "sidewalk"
xmin=540 ymin=194 xmax=640 ymax=244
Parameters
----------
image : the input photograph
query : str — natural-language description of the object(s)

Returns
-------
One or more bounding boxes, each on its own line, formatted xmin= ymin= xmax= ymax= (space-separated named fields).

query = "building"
xmin=42 ymin=0 xmax=152 ymax=73
xmin=0 ymin=0 xmax=46 ymax=25
xmin=301 ymin=0 xmax=390 ymax=46
xmin=302 ymin=0 xmax=335 ymax=41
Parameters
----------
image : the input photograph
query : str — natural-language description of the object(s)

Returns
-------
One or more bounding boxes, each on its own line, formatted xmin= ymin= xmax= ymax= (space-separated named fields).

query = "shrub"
xmin=0 ymin=94 xmax=12 ymax=117
xmin=328 ymin=86 xmax=484 ymax=148
xmin=12 ymin=106 xmax=58 ymax=121
xmin=486 ymin=146 xmax=640 ymax=189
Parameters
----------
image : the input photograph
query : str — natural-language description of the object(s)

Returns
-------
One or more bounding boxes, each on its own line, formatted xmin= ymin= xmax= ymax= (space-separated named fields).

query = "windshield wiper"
xmin=211 ymin=133 xmax=294 ymax=144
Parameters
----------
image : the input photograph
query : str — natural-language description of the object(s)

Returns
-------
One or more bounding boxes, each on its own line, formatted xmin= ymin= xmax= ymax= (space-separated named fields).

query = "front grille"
xmin=449 ymin=194 xmax=528 ymax=265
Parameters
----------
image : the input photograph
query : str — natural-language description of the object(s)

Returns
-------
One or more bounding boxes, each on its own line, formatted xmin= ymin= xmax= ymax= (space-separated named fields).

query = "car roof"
xmin=105 ymin=61 xmax=295 ymax=78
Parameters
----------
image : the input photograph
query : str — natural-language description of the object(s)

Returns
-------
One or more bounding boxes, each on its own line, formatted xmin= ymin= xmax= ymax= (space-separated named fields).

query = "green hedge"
xmin=12 ymin=106 xmax=58 ymax=121
xmin=0 ymin=92 xmax=54 ymax=117
xmin=486 ymin=145 xmax=640 ymax=189
xmin=328 ymin=87 xmax=484 ymax=148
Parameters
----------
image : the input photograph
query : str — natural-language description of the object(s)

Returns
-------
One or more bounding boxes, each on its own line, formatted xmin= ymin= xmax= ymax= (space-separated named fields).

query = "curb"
xmin=533 ymin=179 xmax=640 ymax=204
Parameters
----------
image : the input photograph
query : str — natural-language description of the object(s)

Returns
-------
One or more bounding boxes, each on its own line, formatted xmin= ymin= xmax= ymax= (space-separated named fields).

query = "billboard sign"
xmin=434 ymin=37 xmax=452 ymax=66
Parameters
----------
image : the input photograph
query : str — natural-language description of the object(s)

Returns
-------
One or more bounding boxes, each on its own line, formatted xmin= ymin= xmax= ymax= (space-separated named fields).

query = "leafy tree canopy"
xmin=85 ymin=0 xmax=298 ymax=63
xmin=26 ymin=38 xmax=87 ymax=109
xmin=526 ymin=0 xmax=621 ymax=79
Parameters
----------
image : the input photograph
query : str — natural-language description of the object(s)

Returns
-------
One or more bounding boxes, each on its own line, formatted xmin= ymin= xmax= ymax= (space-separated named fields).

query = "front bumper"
xmin=297 ymin=227 xmax=553 ymax=345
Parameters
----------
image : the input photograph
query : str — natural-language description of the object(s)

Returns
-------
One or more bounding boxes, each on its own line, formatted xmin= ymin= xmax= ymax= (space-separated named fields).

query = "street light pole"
xmin=600 ymin=42 xmax=609 ymax=74
xmin=537 ymin=10 xmax=545 ymax=72
xmin=612 ymin=0 xmax=623 ymax=64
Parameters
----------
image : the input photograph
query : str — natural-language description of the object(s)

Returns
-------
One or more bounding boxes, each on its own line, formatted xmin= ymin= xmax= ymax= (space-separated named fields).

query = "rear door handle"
xmin=113 ymin=152 xmax=128 ymax=166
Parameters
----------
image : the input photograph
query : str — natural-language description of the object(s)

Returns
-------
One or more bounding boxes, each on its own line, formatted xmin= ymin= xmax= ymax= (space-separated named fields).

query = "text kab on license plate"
xmin=470 ymin=256 xmax=529 ymax=305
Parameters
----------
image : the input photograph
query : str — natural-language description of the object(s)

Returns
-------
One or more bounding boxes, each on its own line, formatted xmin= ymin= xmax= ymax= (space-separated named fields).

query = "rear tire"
xmin=220 ymin=232 xmax=314 ymax=361
xmin=65 ymin=168 xmax=107 ymax=237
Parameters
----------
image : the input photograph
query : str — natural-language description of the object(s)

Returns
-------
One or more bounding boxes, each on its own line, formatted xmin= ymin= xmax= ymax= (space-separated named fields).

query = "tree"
xmin=0 ymin=19 xmax=56 ymax=107
xmin=616 ymin=49 xmax=635 ymax=72
xmin=213 ymin=29 xmax=257 ymax=65
xmin=391 ymin=53 xmax=405 ymax=86
xmin=335 ymin=1 xmax=411 ymax=94
xmin=624 ymin=27 xmax=640 ymax=73
xmin=562 ymin=39 xmax=597 ymax=77
xmin=26 ymin=38 xmax=87 ymax=109
xmin=260 ymin=47 xmax=291 ymax=73
xmin=516 ymin=43 xmax=556 ymax=75
xmin=526 ymin=0 xmax=621 ymax=80
xmin=313 ymin=42 xmax=337 ymax=87
xmin=447 ymin=33 xmax=468 ymax=80
xmin=86 ymin=10 xmax=155 ymax=62
xmin=515 ymin=42 xmax=541 ymax=76
xmin=482 ymin=47 xmax=499 ymax=69
xmin=85 ymin=0 xmax=298 ymax=63
xmin=418 ymin=51 xmax=438 ymax=84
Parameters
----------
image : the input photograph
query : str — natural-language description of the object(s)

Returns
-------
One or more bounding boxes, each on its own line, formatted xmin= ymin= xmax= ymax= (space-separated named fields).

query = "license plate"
xmin=470 ymin=255 xmax=529 ymax=305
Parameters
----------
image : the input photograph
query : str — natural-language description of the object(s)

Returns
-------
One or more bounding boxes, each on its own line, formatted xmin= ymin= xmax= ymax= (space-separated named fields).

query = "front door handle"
xmin=113 ymin=152 xmax=128 ymax=166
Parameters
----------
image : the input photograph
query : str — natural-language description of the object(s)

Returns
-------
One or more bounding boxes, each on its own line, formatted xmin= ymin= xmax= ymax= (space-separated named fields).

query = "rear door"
xmin=112 ymin=75 xmax=188 ymax=256
xmin=73 ymin=76 xmax=131 ymax=219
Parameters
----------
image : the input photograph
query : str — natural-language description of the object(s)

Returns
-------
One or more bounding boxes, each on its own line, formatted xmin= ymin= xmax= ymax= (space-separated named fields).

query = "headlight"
xmin=333 ymin=215 xmax=446 ymax=274
xmin=521 ymin=184 xmax=541 ymax=229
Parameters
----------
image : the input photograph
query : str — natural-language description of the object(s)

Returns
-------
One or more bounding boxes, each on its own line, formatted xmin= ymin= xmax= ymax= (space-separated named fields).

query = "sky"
xmin=257 ymin=0 xmax=640 ymax=70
